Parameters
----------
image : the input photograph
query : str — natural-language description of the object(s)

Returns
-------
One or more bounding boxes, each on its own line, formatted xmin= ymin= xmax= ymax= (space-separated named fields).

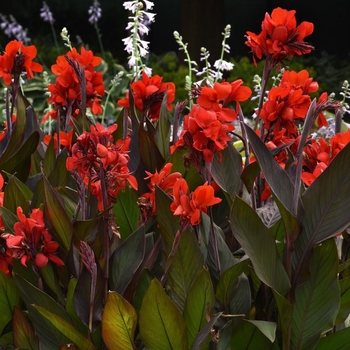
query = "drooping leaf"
xmin=245 ymin=320 xmax=277 ymax=343
xmin=32 ymin=305 xmax=97 ymax=350
xmin=166 ymin=228 xmax=204 ymax=312
xmin=102 ymin=291 xmax=137 ymax=350
xmin=42 ymin=136 xmax=56 ymax=176
xmin=109 ymin=225 xmax=146 ymax=295
xmin=43 ymin=175 xmax=73 ymax=255
xmin=12 ymin=307 xmax=38 ymax=350
xmin=291 ymin=239 xmax=340 ymax=350
xmin=212 ymin=142 xmax=242 ymax=202
xmin=0 ymin=270 xmax=22 ymax=335
xmin=216 ymin=258 xmax=250 ymax=310
xmin=139 ymin=278 xmax=189 ymax=350
xmin=230 ymin=196 xmax=290 ymax=296
xmin=47 ymin=148 xmax=72 ymax=188
xmin=294 ymin=142 xmax=350 ymax=273
xmin=183 ymin=268 xmax=215 ymax=348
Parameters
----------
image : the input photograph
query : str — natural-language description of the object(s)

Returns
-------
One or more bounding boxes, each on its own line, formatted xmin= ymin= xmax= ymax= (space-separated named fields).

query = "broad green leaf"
xmin=273 ymin=290 xmax=293 ymax=350
xmin=0 ymin=270 xmax=21 ymax=335
xmin=39 ymin=262 xmax=65 ymax=305
xmin=183 ymin=268 xmax=215 ymax=348
xmin=47 ymin=148 xmax=72 ymax=188
xmin=155 ymin=186 xmax=179 ymax=255
xmin=73 ymin=263 xmax=104 ymax=331
xmin=102 ymin=291 xmax=137 ymax=350
xmin=114 ymin=186 xmax=140 ymax=241
xmin=166 ymin=228 xmax=204 ymax=312
xmin=72 ymin=214 xmax=104 ymax=244
xmin=291 ymin=239 xmax=340 ymax=350
xmin=138 ymin=126 xmax=165 ymax=174
xmin=13 ymin=307 xmax=38 ymax=350
xmin=1 ymin=131 xmax=40 ymax=182
xmin=315 ymin=327 xmax=350 ymax=349
xmin=43 ymin=136 xmax=56 ymax=176
xmin=216 ymin=258 xmax=250 ymax=310
xmin=3 ymin=175 xmax=30 ymax=214
xmin=336 ymin=277 xmax=350 ymax=324
xmin=230 ymin=196 xmax=290 ymax=296
xmin=230 ymin=319 xmax=279 ymax=349
xmin=245 ymin=320 xmax=276 ymax=343
xmin=294 ymin=142 xmax=350 ymax=273
xmin=33 ymin=305 xmax=97 ymax=350
xmin=244 ymin=124 xmax=295 ymax=214
xmin=66 ymin=277 xmax=88 ymax=335
xmin=43 ymin=175 xmax=73 ymax=255
xmin=132 ymin=268 xmax=154 ymax=315
xmin=0 ymin=205 xmax=18 ymax=232
xmin=109 ymin=225 xmax=145 ymax=295
xmin=14 ymin=274 xmax=74 ymax=349
xmin=240 ymin=161 xmax=260 ymax=193
xmin=139 ymin=278 xmax=189 ymax=350
xmin=198 ymin=212 xmax=235 ymax=279
xmin=212 ymin=142 xmax=242 ymax=202
xmin=156 ymin=90 xmax=170 ymax=160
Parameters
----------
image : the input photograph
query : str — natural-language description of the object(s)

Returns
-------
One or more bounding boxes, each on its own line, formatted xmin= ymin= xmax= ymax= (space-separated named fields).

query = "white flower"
xmin=214 ymin=59 xmax=234 ymax=71
xmin=143 ymin=0 xmax=154 ymax=10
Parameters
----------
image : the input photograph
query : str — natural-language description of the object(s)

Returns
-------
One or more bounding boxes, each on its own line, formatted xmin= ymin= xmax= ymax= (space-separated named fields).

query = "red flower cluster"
xmin=118 ymin=71 xmax=176 ymax=122
xmin=43 ymin=129 xmax=74 ymax=153
xmin=172 ymin=80 xmax=251 ymax=163
xmin=245 ymin=7 xmax=314 ymax=65
xmin=170 ymin=178 xmax=221 ymax=226
xmin=66 ymin=123 xmax=138 ymax=210
xmin=302 ymin=129 xmax=350 ymax=185
xmin=138 ymin=163 xmax=182 ymax=220
xmin=0 ymin=40 xmax=43 ymax=85
xmin=260 ymin=69 xmax=319 ymax=137
xmin=2 ymin=207 xmax=64 ymax=270
xmin=47 ymin=47 xmax=105 ymax=121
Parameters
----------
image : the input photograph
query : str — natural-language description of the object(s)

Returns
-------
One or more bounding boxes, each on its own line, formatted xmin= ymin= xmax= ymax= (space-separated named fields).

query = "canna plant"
xmin=0 ymin=2 xmax=350 ymax=350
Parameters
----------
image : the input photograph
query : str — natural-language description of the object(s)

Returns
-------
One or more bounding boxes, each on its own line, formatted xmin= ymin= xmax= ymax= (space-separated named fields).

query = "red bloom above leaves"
xmin=0 ymin=40 xmax=43 ymax=85
xmin=245 ymin=7 xmax=314 ymax=65
xmin=118 ymin=71 xmax=176 ymax=122
xmin=47 ymin=47 xmax=105 ymax=120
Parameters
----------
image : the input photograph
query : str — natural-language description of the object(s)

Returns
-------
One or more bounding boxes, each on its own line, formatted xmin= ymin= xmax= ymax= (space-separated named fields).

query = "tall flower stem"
xmin=94 ymin=22 xmax=106 ymax=62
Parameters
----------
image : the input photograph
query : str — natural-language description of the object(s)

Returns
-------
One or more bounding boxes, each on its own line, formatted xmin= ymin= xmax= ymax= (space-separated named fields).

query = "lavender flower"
xmin=0 ymin=13 xmax=31 ymax=44
xmin=88 ymin=0 xmax=102 ymax=25
xmin=40 ymin=2 xmax=55 ymax=24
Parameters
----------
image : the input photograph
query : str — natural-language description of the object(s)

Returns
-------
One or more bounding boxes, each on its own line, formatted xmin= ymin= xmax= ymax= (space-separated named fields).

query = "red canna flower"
xmin=2 ymin=207 xmax=64 ymax=268
xmin=43 ymin=129 xmax=74 ymax=153
xmin=170 ymin=178 xmax=221 ymax=226
xmin=245 ymin=8 xmax=314 ymax=65
xmin=0 ymin=40 xmax=43 ymax=85
xmin=117 ymin=71 xmax=176 ymax=122
xmin=172 ymin=80 xmax=251 ymax=166
xmin=139 ymin=163 xmax=182 ymax=220
xmin=66 ymin=123 xmax=137 ymax=211
xmin=48 ymin=47 xmax=105 ymax=119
